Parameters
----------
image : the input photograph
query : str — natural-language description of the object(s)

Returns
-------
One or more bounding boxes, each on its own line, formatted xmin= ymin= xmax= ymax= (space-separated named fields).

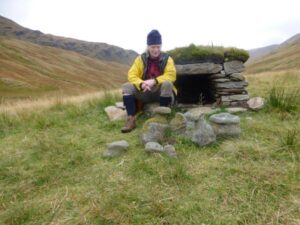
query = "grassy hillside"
xmin=247 ymin=44 xmax=278 ymax=64
xmin=0 ymin=71 xmax=299 ymax=224
xmin=0 ymin=37 xmax=129 ymax=102
xmin=246 ymin=33 xmax=300 ymax=73
xmin=0 ymin=15 xmax=138 ymax=65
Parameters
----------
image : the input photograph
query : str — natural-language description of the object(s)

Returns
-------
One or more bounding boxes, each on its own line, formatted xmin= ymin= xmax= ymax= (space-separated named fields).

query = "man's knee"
xmin=122 ymin=82 xmax=136 ymax=95
xmin=160 ymin=81 xmax=173 ymax=97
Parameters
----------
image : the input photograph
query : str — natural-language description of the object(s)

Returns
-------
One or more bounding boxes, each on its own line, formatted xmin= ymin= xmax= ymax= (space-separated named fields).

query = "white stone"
xmin=104 ymin=106 xmax=127 ymax=121
xmin=115 ymin=101 xmax=125 ymax=109
xmin=247 ymin=97 xmax=265 ymax=111
xmin=209 ymin=113 xmax=240 ymax=124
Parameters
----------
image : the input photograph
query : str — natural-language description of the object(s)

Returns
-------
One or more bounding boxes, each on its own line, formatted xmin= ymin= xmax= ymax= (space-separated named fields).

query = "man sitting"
xmin=121 ymin=29 xmax=177 ymax=133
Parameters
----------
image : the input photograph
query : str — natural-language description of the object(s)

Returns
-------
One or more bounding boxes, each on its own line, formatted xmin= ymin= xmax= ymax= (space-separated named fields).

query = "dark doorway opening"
xmin=175 ymin=75 xmax=216 ymax=104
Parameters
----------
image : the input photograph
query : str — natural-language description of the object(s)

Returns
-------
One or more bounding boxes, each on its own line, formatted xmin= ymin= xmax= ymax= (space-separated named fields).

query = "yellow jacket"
xmin=127 ymin=52 xmax=177 ymax=95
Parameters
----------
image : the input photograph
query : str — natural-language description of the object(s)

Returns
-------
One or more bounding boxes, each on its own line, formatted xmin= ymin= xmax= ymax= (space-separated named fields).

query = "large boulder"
xmin=176 ymin=63 xmax=223 ymax=75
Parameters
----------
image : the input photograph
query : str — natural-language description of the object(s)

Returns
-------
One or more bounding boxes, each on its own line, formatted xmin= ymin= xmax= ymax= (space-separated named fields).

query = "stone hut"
xmin=168 ymin=45 xmax=249 ymax=107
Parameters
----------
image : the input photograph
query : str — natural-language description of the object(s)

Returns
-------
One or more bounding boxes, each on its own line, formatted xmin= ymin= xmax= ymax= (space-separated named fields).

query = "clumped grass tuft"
xmin=266 ymin=85 xmax=299 ymax=113
xmin=224 ymin=47 xmax=250 ymax=62
xmin=280 ymin=129 xmax=298 ymax=150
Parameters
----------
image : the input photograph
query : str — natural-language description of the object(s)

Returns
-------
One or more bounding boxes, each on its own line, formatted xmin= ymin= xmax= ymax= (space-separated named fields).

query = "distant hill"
xmin=246 ymin=44 xmax=278 ymax=64
xmin=0 ymin=37 xmax=129 ymax=101
xmin=0 ymin=15 xmax=138 ymax=65
xmin=246 ymin=33 xmax=300 ymax=73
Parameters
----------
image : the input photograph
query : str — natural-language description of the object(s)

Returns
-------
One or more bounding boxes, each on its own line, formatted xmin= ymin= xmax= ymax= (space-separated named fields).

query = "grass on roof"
xmin=167 ymin=44 xmax=249 ymax=64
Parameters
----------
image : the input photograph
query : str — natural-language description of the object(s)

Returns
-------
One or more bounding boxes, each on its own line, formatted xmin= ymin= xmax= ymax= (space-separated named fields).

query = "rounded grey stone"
xmin=145 ymin=142 xmax=164 ymax=153
xmin=104 ymin=140 xmax=129 ymax=157
xmin=163 ymin=145 xmax=177 ymax=158
xmin=209 ymin=113 xmax=240 ymax=124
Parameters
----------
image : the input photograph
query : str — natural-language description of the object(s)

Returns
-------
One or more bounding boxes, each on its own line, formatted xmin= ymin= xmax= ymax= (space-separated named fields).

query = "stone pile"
xmin=104 ymin=106 xmax=247 ymax=158
xmin=141 ymin=106 xmax=242 ymax=151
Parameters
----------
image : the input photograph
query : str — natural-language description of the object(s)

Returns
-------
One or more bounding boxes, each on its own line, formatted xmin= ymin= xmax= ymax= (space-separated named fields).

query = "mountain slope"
xmin=246 ymin=33 xmax=300 ymax=73
xmin=0 ymin=15 xmax=138 ymax=65
xmin=0 ymin=37 xmax=129 ymax=100
xmin=246 ymin=44 xmax=278 ymax=64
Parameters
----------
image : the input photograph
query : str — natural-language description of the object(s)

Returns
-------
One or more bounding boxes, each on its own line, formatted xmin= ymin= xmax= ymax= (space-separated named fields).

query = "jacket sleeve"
xmin=128 ymin=56 xmax=144 ymax=91
xmin=155 ymin=56 xmax=176 ymax=84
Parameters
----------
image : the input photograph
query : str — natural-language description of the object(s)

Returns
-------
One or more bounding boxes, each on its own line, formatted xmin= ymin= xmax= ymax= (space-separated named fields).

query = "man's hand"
xmin=142 ymin=79 xmax=156 ymax=92
xmin=141 ymin=82 xmax=151 ymax=92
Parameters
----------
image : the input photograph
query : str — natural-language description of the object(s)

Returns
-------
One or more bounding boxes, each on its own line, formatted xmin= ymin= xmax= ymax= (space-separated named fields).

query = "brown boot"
xmin=121 ymin=116 xmax=136 ymax=133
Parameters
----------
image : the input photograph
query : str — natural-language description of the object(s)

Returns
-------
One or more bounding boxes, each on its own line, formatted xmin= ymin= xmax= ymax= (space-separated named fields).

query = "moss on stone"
xmin=142 ymin=115 xmax=168 ymax=132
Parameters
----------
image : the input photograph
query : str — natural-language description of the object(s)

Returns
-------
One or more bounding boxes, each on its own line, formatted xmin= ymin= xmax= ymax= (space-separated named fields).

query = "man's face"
xmin=148 ymin=45 xmax=161 ymax=58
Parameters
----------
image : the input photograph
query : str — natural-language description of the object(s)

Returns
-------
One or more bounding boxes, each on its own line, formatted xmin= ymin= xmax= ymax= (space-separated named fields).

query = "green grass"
xmin=266 ymin=85 xmax=299 ymax=113
xmin=0 ymin=89 xmax=299 ymax=224
xmin=167 ymin=44 xmax=249 ymax=64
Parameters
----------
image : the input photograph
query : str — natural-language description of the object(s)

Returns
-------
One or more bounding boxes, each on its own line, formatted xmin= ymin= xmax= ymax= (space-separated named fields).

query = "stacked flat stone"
xmin=175 ymin=60 xmax=249 ymax=107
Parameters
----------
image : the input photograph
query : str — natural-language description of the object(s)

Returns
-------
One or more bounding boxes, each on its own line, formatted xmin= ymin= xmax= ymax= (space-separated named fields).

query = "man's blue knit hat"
xmin=147 ymin=29 xmax=162 ymax=45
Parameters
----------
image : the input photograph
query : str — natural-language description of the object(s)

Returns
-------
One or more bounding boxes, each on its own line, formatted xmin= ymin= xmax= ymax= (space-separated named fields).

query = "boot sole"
xmin=121 ymin=127 xmax=136 ymax=133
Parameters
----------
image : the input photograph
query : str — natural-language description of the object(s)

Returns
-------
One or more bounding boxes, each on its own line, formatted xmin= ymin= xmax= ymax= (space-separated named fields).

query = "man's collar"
xmin=145 ymin=51 xmax=163 ymax=61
